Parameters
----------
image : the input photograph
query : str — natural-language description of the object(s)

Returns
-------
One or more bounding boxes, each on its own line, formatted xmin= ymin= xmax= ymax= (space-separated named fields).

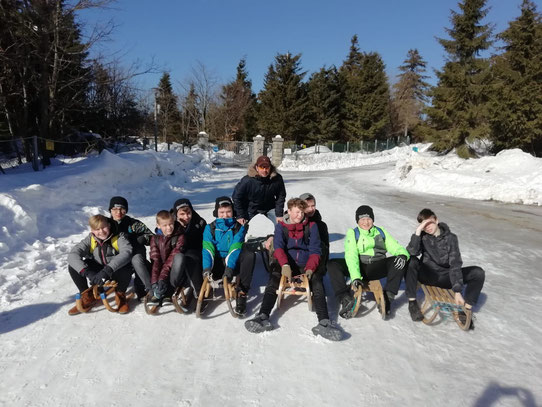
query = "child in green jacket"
xmin=328 ymin=205 xmax=409 ymax=319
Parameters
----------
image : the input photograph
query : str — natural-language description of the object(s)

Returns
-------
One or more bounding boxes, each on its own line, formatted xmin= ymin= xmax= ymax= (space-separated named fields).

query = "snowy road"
xmin=1 ymin=163 xmax=541 ymax=407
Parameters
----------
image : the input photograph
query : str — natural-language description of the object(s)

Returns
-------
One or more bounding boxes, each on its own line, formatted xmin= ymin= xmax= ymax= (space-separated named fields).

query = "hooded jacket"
xmin=68 ymin=232 xmax=132 ymax=273
xmin=406 ymin=222 xmax=464 ymax=292
xmin=202 ymin=217 xmax=246 ymax=270
xmin=150 ymin=222 xmax=186 ymax=284
xmin=232 ymin=164 xmax=286 ymax=220
xmin=273 ymin=214 xmax=321 ymax=271
xmin=344 ymin=225 xmax=409 ymax=281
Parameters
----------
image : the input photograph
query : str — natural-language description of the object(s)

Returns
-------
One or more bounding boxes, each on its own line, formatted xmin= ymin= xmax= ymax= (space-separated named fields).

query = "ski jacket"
xmin=68 ymin=232 xmax=133 ymax=274
xmin=150 ymin=223 xmax=186 ymax=284
xmin=232 ymin=165 xmax=286 ymax=220
xmin=406 ymin=222 xmax=464 ymax=292
xmin=202 ymin=218 xmax=246 ymax=271
xmin=344 ymin=225 xmax=409 ymax=281
xmin=109 ymin=215 xmax=153 ymax=254
xmin=273 ymin=215 xmax=321 ymax=271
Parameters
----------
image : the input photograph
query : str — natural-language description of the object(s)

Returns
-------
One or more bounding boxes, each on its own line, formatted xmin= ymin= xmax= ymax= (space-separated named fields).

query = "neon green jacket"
xmin=344 ymin=225 xmax=409 ymax=281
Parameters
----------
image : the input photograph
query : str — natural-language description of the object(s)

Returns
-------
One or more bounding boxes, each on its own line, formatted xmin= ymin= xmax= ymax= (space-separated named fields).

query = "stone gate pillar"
xmin=272 ymin=135 xmax=284 ymax=167
xmin=253 ymin=135 xmax=265 ymax=162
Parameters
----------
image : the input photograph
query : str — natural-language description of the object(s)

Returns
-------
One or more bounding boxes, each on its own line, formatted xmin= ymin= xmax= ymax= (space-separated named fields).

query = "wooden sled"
xmin=196 ymin=275 xmax=238 ymax=318
xmin=420 ymin=284 xmax=473 ymax=331
xmin=74 ymin=281 xmax=133 ymax=313
xmin=276 ymin=274 xmax=312 ymax=311
xmin=143 ymin=287 xmax=191 ymax=315
xmin=352 ymin=280 xmax=386 ymax=319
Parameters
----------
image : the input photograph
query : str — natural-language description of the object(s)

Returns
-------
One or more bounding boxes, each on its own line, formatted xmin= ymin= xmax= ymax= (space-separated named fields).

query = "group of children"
xmin=68 ymin=192 xmax=485 ymax=341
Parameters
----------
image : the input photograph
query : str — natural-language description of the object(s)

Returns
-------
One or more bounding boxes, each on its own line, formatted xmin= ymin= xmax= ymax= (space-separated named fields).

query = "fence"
xmin=209 ymin=141 xmax=272 ymax=167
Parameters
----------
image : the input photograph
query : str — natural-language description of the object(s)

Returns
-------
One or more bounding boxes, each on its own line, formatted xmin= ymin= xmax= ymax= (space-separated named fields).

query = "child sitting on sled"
xmin=67 ymin=214 xmax=133 ymax=315
xmin=245 ymin=198 xmax=342 ymax=341
xmin=148 ymin=210 xmax=187 ymax=303
xmin=404 ymin=208 xmax=485 ymax=328
xmin=201 ymin=196 xmax=253 ymax=316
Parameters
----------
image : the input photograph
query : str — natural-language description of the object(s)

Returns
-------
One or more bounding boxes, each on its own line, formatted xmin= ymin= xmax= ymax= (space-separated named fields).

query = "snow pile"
xmin=280 ymin=144 xmax=422 ymax=171
xmin=0 ymin=148 xmax=214 ymax=259
xmin=386 ymin=149 xmax=542 ymax=206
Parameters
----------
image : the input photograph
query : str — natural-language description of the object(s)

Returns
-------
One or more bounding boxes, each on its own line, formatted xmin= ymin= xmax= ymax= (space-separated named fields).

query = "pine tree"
xmin=425 ymin=0 xmax=493 ymax=155
xmin=489 ymin=0 xmax=542 ymax=156
xmin=180 ymin=83 xmax=200 ymax=144
xmin=340 ymin=35 xmax=391 ymax=141
xmin=306 ymin=66 xmax=342 ymax=143
xmin=257 ymin=52 xmax=309 ymax=143
xmin=392 ymin=49 xmax=430 ymax=140
xmin=217 ymin=58 xmax=256 ymax=140
xmin=156 ymin=72 xmax=181 ymax=144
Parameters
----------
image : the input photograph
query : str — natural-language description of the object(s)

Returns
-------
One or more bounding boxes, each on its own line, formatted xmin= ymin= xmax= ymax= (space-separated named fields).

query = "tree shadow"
xmin=473 ymin=381 xmax=538 ymax=407
xmin=0 ymin=298 xmax=73 ymax=335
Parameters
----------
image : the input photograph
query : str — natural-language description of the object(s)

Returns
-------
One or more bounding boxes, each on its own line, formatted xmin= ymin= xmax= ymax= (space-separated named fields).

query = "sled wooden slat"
xmin=276 ymin=274 xmax=312 ymax=311
xmin=420 ymin=284 xmax=472 ymax=330
xmin=352 ymin=280 xmax=386 ymax=319
xmin=196 ymin=275 xmax=238 ymax=318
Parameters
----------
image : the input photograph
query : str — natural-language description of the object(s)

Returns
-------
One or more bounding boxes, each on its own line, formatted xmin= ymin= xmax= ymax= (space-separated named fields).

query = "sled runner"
xmin=73 ymin=281 xmax=133 ymax=314
xmin=420 ymin=284 xmax=473 ymax=331
xmin=352 ymin=280 xmax=386 ymax=319
xmin=196 ymin=275 xmax=238 ymax=318
xmin=143 ymin=287 xmax=191 ymax=315
xmin=276 ymin=274 xmax=312 ymax=311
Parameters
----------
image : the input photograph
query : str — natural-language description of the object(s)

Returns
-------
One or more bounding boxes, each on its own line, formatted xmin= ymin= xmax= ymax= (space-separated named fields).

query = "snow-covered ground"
xmin=1 ymin=145 xmax=542 ymax=406
xmin=282 ymin=145 xmax=542 ymax=206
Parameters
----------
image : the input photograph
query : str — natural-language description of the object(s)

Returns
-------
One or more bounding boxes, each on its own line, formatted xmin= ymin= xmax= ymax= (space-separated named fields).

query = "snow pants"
xmin=68 ymin=259 xmax=132 ymax=293
xmin=327 ymin=257 xmax=405 ymax=301
xmin=404 ymin=256 xmax=485 ymax=306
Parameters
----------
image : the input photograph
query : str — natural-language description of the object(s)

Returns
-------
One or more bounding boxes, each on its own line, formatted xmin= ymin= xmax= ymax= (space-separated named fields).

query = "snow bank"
xmin=0 ymin=148 xmax=214 ymax=258
xmin=280 ymin=144 xmax=420 ymax=171
xmin=386 ymin=149 xmax=542 ymax=206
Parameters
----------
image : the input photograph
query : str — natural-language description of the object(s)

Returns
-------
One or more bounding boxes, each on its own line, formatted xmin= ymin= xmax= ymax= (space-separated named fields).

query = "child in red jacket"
xmin=149 ymin=210 xmax=186 ymax=303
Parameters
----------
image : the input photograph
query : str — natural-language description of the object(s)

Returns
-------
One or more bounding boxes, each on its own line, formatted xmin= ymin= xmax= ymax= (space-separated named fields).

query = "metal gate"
xmin=211 ymin=141 xmax=253 ymax=167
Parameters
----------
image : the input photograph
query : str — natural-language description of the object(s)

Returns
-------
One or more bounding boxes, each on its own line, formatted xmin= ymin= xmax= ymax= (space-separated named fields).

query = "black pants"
xmin=259 ymin=264 xmax=329 ymax=322
xmin=208 ymin=248 xmax=255 ymax=293
xmin=170 ymin=249 xmax=203 ymax=293
xmin=328 ymin=257 xmax=405 ymax=300
xmin=405 ymin=256 xmax=485 ymax=306
xmin=68 ymin=260 xmax=132 ymax=293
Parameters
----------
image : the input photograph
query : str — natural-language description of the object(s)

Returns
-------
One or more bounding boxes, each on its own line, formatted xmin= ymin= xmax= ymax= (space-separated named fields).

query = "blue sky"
xmin=79 ymin=0 xmax=540 ymax=94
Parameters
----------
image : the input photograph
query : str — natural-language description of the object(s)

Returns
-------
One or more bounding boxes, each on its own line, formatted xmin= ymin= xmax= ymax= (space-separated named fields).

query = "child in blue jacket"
xmin=202 ymin=196 xmax=253 ymax=316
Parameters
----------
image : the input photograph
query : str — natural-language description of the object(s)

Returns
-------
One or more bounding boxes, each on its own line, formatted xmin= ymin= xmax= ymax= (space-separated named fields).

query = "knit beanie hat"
xmin=213 ymin=196 xmax=234 ymax=217
xmin=299 ymin=193 xmax=315 ymax=204
xmin=173 ymin=198 xmax=193 ymax=212
xmin=355 ymin=205 xmax=374 ymax=222
xmin=109 ymin=196 xmax=128 ymax=212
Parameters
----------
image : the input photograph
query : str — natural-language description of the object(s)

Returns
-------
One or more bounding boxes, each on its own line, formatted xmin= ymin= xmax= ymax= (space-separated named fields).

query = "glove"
xmin=202 ymin=268 xmax=212 ymax=279
xmin=394 ymin=255 xmax=407 ymax=270
xmin=83 ymin=269 xmax=98 ymax=281
xmin=156 ymin=280 xmax=169 ymax=297
xmin=90 ymin=269 xmax=108 ymax=286
xmin=281 ymin=264 xmax=292 ymax=279
xmin=351 ymin=279 xmax=363 ymax=291
xmin=136 ymin=235 xmax=148 ymax=245
xmin=223 ymin=267 xmax=234 ymax=281
xmin=305 ymin=269 xmax=313 ymax=281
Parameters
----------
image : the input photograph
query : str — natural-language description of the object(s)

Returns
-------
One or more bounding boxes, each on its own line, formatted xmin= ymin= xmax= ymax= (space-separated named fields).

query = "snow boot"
xmin=312 ymin=319 xmax=343 ymax=341
xmin=245 ymin=313 xmax=273 ymax=333
xmin=408 ymin=300 xmax=424 ymax=322
xmin=115 ymin=291 xmax=130 ymax=314
xmin=68 ymin=290 xmax=97 ymax=315
xmin=338 ymin=293 xmax=356 ymax=319
xmin=235 ymin=292 xmax=247 ymax=316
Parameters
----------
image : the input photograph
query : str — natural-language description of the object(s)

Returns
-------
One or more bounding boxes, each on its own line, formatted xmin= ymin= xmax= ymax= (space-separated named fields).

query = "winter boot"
xmin=235 ymin=292 xmax=247 ymax=316
xmin=408 ymin=300 xmax=424 ymax=321
xmin=245 ymin=313 xmax=273 ymax=333
xmin=115 ymin=291 xmax=130 ymax=314
xmin=312 ymin=319 xmax=343 ymax=341
xmin=338 ymin=293 xmax=356 ymax=319
xmin=68 ymin=290 xmax=97 ymax=315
